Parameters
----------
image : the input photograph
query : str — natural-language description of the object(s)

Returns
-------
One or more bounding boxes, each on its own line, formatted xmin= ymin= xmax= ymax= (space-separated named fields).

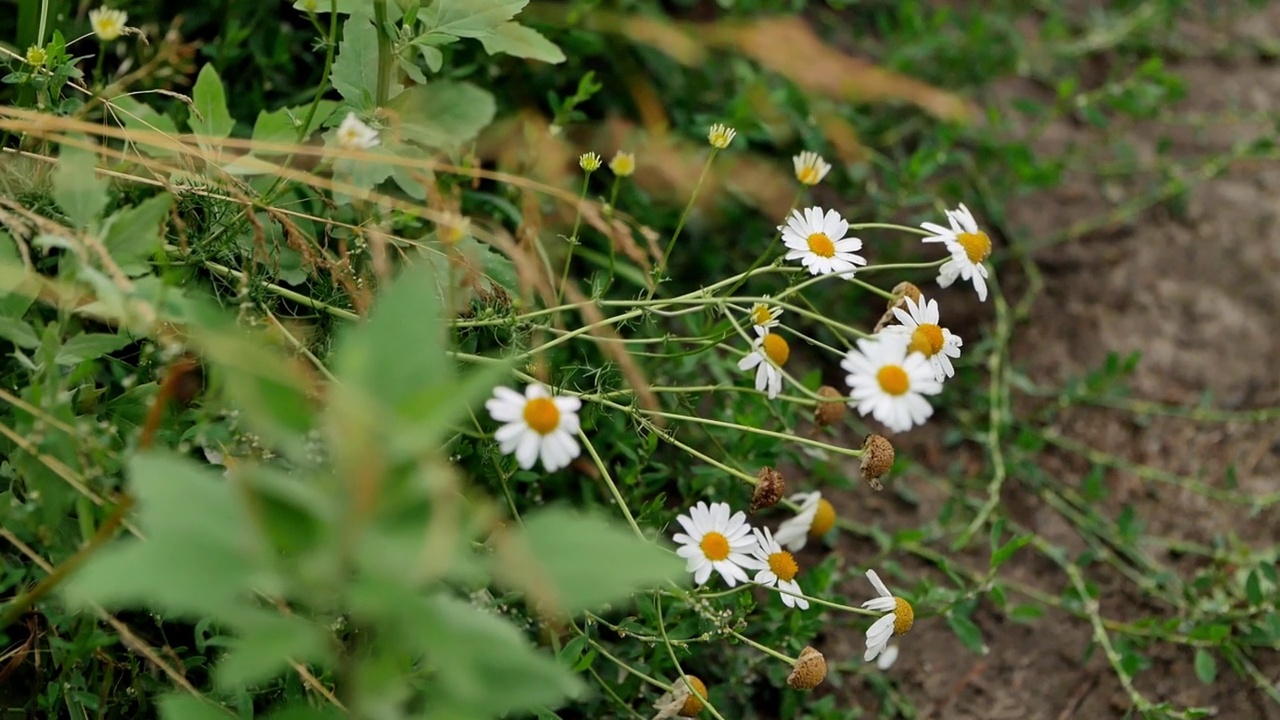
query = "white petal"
xmin=866 ymin=569 xmax=893 ymax=598
xmin=877 ymin=643 xmax=899 ymax=670
xmin=693 ymin=562 xmax=713 ymax=586
xmin=515 ymin=432 xmax=540 ymax=470
xmin=739 ymin=352 xmax=763 ymax=371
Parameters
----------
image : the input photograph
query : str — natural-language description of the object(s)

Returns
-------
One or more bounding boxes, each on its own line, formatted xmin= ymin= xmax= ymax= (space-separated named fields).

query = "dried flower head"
xmin=860 ymin=434 xmax=894 ymax=490
xmin=750 ymin=467 xmax=785 ymax=513
xmin=579 ymin=152 xmax=602 ymax=172
xmin=786 ymin=646 xmax=828 ymax=690
xmin=873 ymin=281 xmax=925 ymax=332
xmin=814 ymin=385 xmax=845 ymax=426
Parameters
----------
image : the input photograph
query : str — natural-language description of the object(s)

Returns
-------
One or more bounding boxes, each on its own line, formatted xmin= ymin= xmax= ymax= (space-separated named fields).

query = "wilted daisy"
xmin=780 ymin=206 xmax=866 ymax=277
xmin=921 ymin=203 xmax=993 ymax=301
xmin=485 ymin=384 xmax=581 ymax=472
xmin=335 ymin=112 xmax=379 ymax=150
xmin=881 ymin=294 xmax=963 ymax=381
xmin=578 ymin=152 xmax=602 ymax=172
xmin=708 ymin=123 xmax=736 ymax=149
xmin=672 ymin=501 xmax=760 ymax=587
xmin=841 ymin=334 xmax=941 ymax=433
xmin=774 ymin=491 xmax=836 ymax=552
xmin=608 ymin=150 xmax=635 ymax=177
xmin=862 ymin=569 xmax=914 ymax=662
xmin=747 ymin=300 xmax=782 ymax=330
xmin=89 ymin=7 xmax=128 ymax=42
xmin=792 ymin=151 xmax=831 ymax=186
xmin=737 ymin=326 xmax=789 ymax=399
xmin=748 ymin=527 xmax=809 ymax=609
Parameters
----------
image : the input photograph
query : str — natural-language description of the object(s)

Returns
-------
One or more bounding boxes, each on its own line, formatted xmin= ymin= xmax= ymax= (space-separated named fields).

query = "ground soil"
xmin=819 ymin=4 xmax=1280 ymax=719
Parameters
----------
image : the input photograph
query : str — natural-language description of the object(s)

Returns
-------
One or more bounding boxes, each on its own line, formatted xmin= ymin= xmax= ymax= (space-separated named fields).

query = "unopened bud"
xmin=873 ymin=281 xmax=924 ymax=332
xmin=860 ymin=434 xmax=894 ymax=490
xmin=814 ymin=385 xmax=845 ymax=426
xmin=750 ymin=467 xmax=785 ymax=513
xmin=786 ymin=646 xmax=827 ymax=690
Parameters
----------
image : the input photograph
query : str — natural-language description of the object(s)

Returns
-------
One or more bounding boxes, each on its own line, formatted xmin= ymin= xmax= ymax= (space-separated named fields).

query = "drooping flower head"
xmin=737 ymin=326 xmax=789 ymax=399
xmin=485 ymin=384 xmax=581 ymax=472
xmin=862 ymin=569 xmax=914 ymax=662
xmin=921 ymin=203 xmax=993 ymax=301
xmin=780 ymin=206 xmax=866 ymax=277
xmin=774 ymin=491 xmax=836 ymax=552
xmin=841 ymin=333 xmax=942 ymax=433
xmin=748 ymin=527 xmax=809 ymax=609
xmin=881 ymin=294 xmax=963 ymax=382
xmin=672 ymin=501 xmax=761 ymax=587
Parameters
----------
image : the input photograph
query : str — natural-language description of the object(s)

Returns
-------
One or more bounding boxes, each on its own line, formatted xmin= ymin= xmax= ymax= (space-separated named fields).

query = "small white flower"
xmin=792 ymin=151 xmax=831 ymax=186
xmin=773 ymin=491 xmax=835 ymax=552
xmin=485 ymin=384 xmax=581 ymax=472
xmin=335 ymin=112 xmax=379 ymax=150
xmin=841 ymin=333 xmax=942 ymax=433
xmin=579 ymin=152 xmax=602 ymax=172
xmin=672 ymin=501 xmax=761 ymax=587
xmin=708 ymin=123 xmax=737 ymax=149
xmin=780 ymin=207 xmax=866 ymax=277
xmin=737 ymin=326 xmax=789 ymax=399
xmin=862 ymin=569 xmax=914 ymax=662
xmin=921 ymin=203 xmax=992 ymax=301
xmin=609 ymin=150 xmax=636 ymax=177
xmin=89 ymin=7 xmax=128 ymax=42
xmin=880 ymin=295 xmax=963 ymax=381
xmin=747 ymin=301 xmax=782 ymax=330
xmin=748 ymin=527 xmax=809 ymax=609
xmin=876 ymin=643 xmax=900 ymax=670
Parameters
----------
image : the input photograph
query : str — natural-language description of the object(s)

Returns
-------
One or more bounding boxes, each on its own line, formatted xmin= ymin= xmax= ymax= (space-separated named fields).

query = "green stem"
xmin=724 ymin=628 xmax=797 ymax=664
xmin=373 ymin=0 xmax=392 ymax=106
xmin=650 ymin=149 xmax=718 ymax=298
xmin=36 ymin=0 xmax=49 ymax=46
xmin=558 ymin=173 xmax=591 ymax=302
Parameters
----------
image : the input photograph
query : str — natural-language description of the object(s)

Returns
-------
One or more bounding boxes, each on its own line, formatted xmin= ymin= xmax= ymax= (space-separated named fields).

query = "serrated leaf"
xmin=330 ymin=15 xmax=380 ymax=106
xmin=479 ymin=22 xmax=565 ymax=63
xmin=388 ymin=81 xmax=495 ymax=150
xmin=496 ymin=507 xmax=684 ymax=614
xmin=190 ymin=64 xmax=235 ymax=140
xmin=0 ymin=317 xmax=39 ymax=348
xmin=56 ymin=333 xmax=132 ymax=365
xmin=424 ymin=0 xmax=528 ymax=38
xmin=53 ymin=140 xmax=109 ymax=228
xmin=215 ymin=611 xmax=331 ymax=690
xmin=1193 ymin=648 xmax=1216 ymax=684
xmin=103 ymin=193 xmax=172 ymax=276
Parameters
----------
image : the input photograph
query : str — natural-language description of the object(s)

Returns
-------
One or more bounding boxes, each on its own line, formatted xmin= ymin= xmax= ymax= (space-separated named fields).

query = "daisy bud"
xmin=679 ymin=675 xmax=708 ymax=716
xmin=579 ymin=152 xmax=602 ymax=172
xmin=25 ymin=45 xmax=47 ymax=68
xmin=609 ymin=150 xmax=636 ymax=177
xmin=814 ymin=385 xmax=845 ymax=427
xmin=750 ymin=467 xmax=786 ymax=513
xmin=707 ymin=123 xmax=736 ymax=149
xmin=860 ymin=434 xmax=894 ymax=491
xmin=786 ymin=646 xmax=827 ymax=690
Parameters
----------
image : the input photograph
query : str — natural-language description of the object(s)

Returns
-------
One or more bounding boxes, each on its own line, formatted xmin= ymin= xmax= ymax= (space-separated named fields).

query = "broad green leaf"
xmin=330 ymin=15 xmax=380 ymax=106
xmin=215 ymin=612 xmax=332 ymax=690
xmin=53 ymin=140 xmax=109 ymax=228
xmin=190 ymin=64 xmax=235 ymax=140
xmin=157 ymin=694 xmax=229 ymax=720
xmin=424 ymin=0 xmax=528 ymax=38
xmin=251 ymin=102 xmax=340 ymax=148
xmin=0 ymin=317 xmax=39 ymax=348
xmin=56 ymin=333 xmax=132 ymax=365
xmin=496 ymin=507 xmax=684 ymax=614
xmin=479 ymin=22 xmax=565 ymax=63
xmin=1193 ymin=648 xmax=1216 ymax=684
xmin=107 ymin=96 xmax=183 ymax=157
xmin=388 ymin=82 xmax=495 ymax=150
xmin=102 ymin=193 xmax=172 ymax=275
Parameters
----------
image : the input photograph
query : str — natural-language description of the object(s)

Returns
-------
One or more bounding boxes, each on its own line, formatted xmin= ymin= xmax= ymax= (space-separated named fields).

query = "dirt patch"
xmin=822 ymin=5 xmax=1280 ymax=718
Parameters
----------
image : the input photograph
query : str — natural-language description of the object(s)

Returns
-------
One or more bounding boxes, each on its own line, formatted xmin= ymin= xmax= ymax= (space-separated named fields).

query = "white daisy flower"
xmin=737 ymin=326 xmax=789 ymax=399
xmin=708 ymin=123 xmax=737 ymax=149
xmin=773 ymin=491 xmax=836 ymax=552
xmin=780 ymin=206 xmax=866 ymax=277
xmin=485 ymin=384 xmax=581 ymax=472
xmin=862 ymin=569 xmax=914 ymax=662
xmin=841 ymin=333 xmax=942 ymax=433
xmin=89 ymin=7 xmax=128 ymax=42
xmin=880 ymin=295 xmax=963 ymax=381
xmin=792 ymin=151 xmax=831 ymax=186
xmin=920 ymin=203 xmax=993 ymax=301
xmin=748 ymin=527 xmax=809 ymax=609
xmin=335 ymin=112 xmax=380 ymax=150
xmin=747 ymin=301 xmax=782 ymax=330
xmin=876 ymin=643 xmax=900 ymax=670
xmin=672 ymin=501 xmax=761 ymax=587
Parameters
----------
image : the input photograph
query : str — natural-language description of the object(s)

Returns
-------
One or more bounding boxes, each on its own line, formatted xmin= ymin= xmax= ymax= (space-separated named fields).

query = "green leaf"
xmin=107 ymin=96 xmax=183 ymax=158
xmin=990 ymin=535 xmax=1032 ymax=569
xmin=330 ymin=15 xmax=380 ymax=106
xmin=946 ymin=612 xmax=985 ymax=656
xmin=1193 ymin=648 xmax=1216 ymax=684
xmin=56 ymin=333 xmax=132 ymax=365
xmin=1244 ymin=569 xmax=1264 ymax=605
xmin=157 ymin=694 xmax=229 ymax=720
xmin=53 ymin=140 xmax=109 ymax=228
xmin=424 ymin=0 xmax=528 ymax=38
xmin=190 ymin=64 xmax=235 ymax=140
xmin=215 ymin=611 xmax=332 ymax=690
xmin=479 ymin=22 xmax=565 ymax=63
xmin=0 ymin=317 xmax=39 ymax=348
xmin=251 ymin=102 xmax=340 ymax=148
xmin=497 ymin=507 xmax=684 ymax=614
xmin=102 ymin=193 xmax=172 ymax=275
xmin=387 ymin=82 xmax=495 ymax=150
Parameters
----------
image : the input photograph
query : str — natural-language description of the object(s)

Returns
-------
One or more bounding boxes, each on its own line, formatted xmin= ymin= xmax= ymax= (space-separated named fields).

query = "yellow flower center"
xmin=762 ymin=334 xmax=790 ymax=366
xmin=908 ymin=324 xmax=945 ymax=357
xmin=522 ymin=397 xmax=561 ymax=435
xmin=797 ymin=166 xmax=821 ymax=185
xmin=679 ymin=676 xmax=708 ymax=717
xmin=892 ymin=597 xmax=914 ymax=635
xmin=700 ymin=531 xmax=730 ymax=561
xmin=806 ymin=232 xmax=835 ymax=258
xmin=768 ymin=550 xmax=799 ymax=582
xmin=876 ymin=365 xmax=910 ymax=395
xmin=750 ymin=304 xmax=773 ymax=326
xmin=808 ymin=498 xmax=836 ymax=538
xmin=957 ymin=230 xmax=992 ymax=264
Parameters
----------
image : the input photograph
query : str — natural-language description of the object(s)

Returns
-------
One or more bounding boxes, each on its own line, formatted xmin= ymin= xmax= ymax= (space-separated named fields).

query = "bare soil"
xmin=821 ymin=4 xmax=1280 ymax=718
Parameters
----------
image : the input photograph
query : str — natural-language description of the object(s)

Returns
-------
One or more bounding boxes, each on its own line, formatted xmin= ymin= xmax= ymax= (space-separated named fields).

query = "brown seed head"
xmin=786 ymin=646 xmax=828 ymax=690
xmin=860 ymin=434 xmax=895 ymax=490
xmin=751 ymin=467 xmax=786 ymax=513
xmin=873 ymin=281 xmax=926 ymax=332
xmin=814 ymin=385 xmax=846 ymax=427
xmin=679 ymin=675 xmax=708 ymax=716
